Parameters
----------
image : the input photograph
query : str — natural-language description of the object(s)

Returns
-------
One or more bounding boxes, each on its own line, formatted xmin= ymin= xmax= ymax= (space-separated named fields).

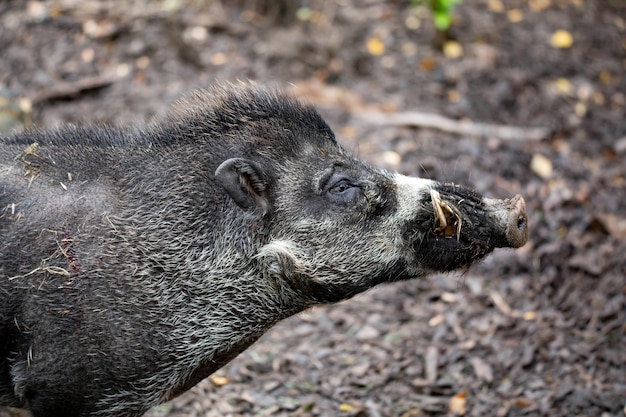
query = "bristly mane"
xmin=0 ymin=83 xmax=337 ymax=150
xmin=161 ymin=82 xmax=338 ymax=147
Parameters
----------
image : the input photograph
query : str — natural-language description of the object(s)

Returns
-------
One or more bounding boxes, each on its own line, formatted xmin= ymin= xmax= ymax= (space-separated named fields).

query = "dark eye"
xmin=329 ymin=180 xmax=353 ymax=195
xmin=326 ymin=179 xmax=362 ymax=205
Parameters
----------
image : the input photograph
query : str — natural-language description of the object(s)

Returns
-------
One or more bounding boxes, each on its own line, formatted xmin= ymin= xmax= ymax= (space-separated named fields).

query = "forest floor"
xmin=1 ymin=1 xmax=624 ymax=416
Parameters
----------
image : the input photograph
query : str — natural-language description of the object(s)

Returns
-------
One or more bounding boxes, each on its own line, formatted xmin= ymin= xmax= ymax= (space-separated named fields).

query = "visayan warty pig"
xmin=0 ymin=84 xmax=528 ymax=417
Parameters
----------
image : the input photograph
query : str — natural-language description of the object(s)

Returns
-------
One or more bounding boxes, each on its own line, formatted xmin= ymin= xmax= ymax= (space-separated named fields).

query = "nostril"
xmin=517 ymin=215 xmax=527 ymax=231
xmin=505 ymin=195 xmax=529 ymax=248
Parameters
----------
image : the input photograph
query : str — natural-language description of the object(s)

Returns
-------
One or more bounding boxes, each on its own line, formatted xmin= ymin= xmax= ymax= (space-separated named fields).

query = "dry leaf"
xmin=18 ymin=98 xmax=32 ymax=114
xmin=428 ymin=313 xmax=445 ymax=327
xmin=447 ymin=89 xmax=461 ymax=103
xmin=382 ymin=150 xmax=401 ymax=167
xmin=529 ymin=0 xmax=551 ymax=11
xmin=443 ymin=41 xmax=463 ymax=59
xmin=470 ymin=357 xmax=494 ymax=382
xmin=366 ymin=36 xmax=385 ymax=56
xmin=183 ymin=26 xmax=208 ymax=43
xmin=592 ymin=92 xmax=605 ymax=105
xmin=449 ymin=391 xmax=468 ymax=415
xmin=574 ymin=102 xmax=587 ymax=117
xmin=116 ymin=63 xmax=131 ymax=78
xmin=136 ymin=56 xmax=150 ymax=70
xmin=550 ymin=30 xmax=574 ymax=48
xmin=516 ymin=397 xmax=535 ymax=408
xmin=530 ymin=153 xmax=553 ymax=178
xmin=405 ymin=14 xmax=421 ymax=30
xmin=555 ymin=78 xmax=572 ymax=94
xmin=599 ymin=213 xmax=626 ymax=240
xmin=210 ymin=52 xmax=228 ymax=66
xmin=487 ymin=0 xmax=504 ymax=12
xmin=400 ymin=409 xmax=423 ymax=417
xmin=308 ymin=10 xmax=328 ymax=25
xmin=296 ymin=7 xmax=312 ymax=21
xmin=441 ymin=291 xmax=459 ymax=303
xmin=507 ymin=9 xmax=524 ymax=23
xmin=420 ymin=57 xmax=437 ymax=71
xmin=523 ymin=311 xmax=537 ymax=320
xmin=355 ymin=324 xmax=381 ymax=341
xmin=457 ymin=339 xmax=477 ymax=349
xmin=402 ymin=42 xmax=418 ymax=57
xmin=340 ymin=126 xmax=358 ymax=139
xmin=210 ymin=375 xmax=229 ymax=386
xmin=339 ymin=403 xmax=355 ymax=412
xmin=599 ymin=70 xmax=612 ymax=84
xmin=425 ymin=346 xmax=438 ymax=383
xmin=83 ymin=19 xmax=120 ymax=39
xmin=81 ymin=48 xmax=95 ymax=64
xmin=27 ymin=1 xmax=48 ymax=18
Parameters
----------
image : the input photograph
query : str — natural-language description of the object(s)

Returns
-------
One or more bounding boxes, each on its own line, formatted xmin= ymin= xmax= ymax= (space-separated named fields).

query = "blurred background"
xmin=1 ymin=1 xmax=624 ymax=416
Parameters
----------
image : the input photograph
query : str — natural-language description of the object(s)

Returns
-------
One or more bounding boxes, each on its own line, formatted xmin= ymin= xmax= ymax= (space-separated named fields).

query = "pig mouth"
xmin=430 ymin=189 xmax=463 ymax=240
xmin=413 ymin=187 xmax=528 ymax=272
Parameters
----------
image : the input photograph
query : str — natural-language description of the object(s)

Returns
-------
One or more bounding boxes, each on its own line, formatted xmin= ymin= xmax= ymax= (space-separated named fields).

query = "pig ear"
xmin=215 ymin=158 xmax=270 ymax=215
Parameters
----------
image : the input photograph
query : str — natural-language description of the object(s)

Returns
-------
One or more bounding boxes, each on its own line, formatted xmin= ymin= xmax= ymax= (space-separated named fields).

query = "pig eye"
xmin=319 ymin=168 xmax=363 ymax=205
xmin=326 ymin=179 xmax=362 ymax=205
xmin=329 ymin=181 xmax=353 ymax=194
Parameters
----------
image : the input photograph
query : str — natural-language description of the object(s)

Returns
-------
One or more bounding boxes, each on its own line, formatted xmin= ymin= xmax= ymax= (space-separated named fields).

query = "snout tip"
xmin=505 ymin=194 xmax=529 ymax=248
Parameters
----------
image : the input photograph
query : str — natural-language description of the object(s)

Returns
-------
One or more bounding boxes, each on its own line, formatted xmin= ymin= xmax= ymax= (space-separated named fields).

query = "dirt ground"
xmin=1 ymin=1 xmax=625 ymax=416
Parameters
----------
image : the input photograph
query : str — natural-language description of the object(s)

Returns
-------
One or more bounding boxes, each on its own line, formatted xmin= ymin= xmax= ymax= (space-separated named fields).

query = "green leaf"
xmin=433 ymin=11 xmax=452 ymax=29
xmin=410 ymin=0 xmax=462 ymax=31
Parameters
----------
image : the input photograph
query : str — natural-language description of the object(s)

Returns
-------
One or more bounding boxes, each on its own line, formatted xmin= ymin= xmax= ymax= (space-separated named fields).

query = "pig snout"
xmin=411 ymin=184 xmax=529 ymax=274
xmin=485 ymin=194 xmax=529 ymax=248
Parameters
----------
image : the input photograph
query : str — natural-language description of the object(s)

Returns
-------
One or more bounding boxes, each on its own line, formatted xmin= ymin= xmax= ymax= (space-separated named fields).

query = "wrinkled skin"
xmin=0 ymin=84 xmax=527 ymax=417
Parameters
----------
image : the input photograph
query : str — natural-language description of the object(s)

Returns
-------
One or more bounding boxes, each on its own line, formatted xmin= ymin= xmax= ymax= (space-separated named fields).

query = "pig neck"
xmin=110 ymin=204 xmax=310 ymax=407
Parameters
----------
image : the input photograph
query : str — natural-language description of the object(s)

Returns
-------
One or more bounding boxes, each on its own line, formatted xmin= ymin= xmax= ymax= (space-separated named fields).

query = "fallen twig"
xmin=31 ymin=75 xmax=115 ymax=104
xmin=355 ymin=110 xmax=551 ymax=141
xmin=489 ymin=290 xmax=537 ymax=320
